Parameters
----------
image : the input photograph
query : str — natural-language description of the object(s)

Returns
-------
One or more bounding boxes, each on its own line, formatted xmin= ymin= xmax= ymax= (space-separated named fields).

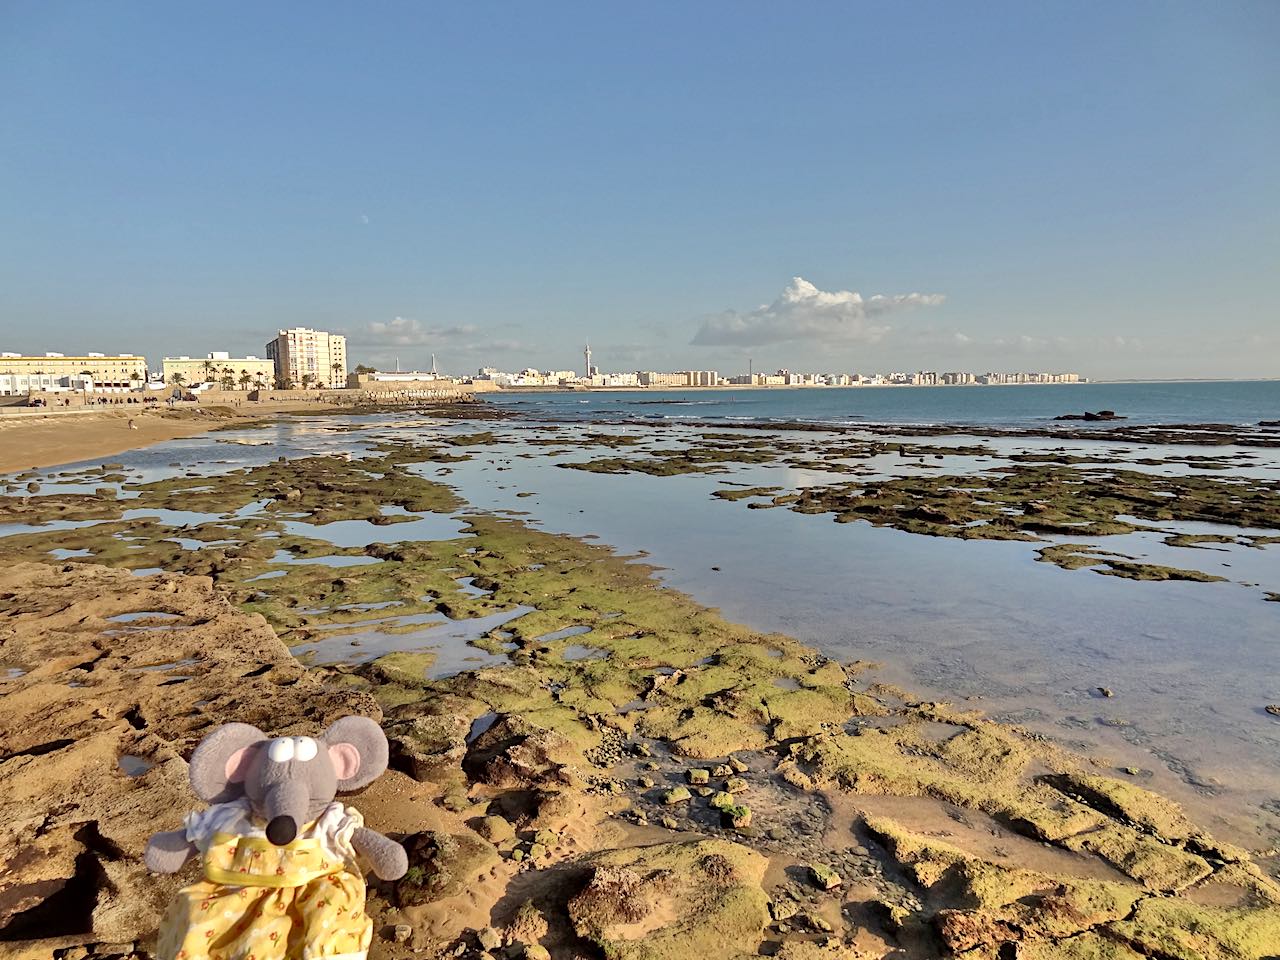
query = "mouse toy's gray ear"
xmin=189 ymin=723 xmax=267 ymax=803
xmin=322 ymin=716 xmax=388 ymax=791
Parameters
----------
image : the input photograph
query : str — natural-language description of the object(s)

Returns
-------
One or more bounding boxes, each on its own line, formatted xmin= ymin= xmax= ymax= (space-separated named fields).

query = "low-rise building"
xmin=0 ymin=372 xmax=94 ymax=396
xmin=162 ymin=352 xmax=275 ymax=389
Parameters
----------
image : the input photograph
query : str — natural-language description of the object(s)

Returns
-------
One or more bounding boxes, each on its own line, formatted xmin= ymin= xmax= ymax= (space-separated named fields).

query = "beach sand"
xmin=0 ymin=409 xmax=231 ymax=473
xmin=0 ymin=400 xmax=355 ymax=474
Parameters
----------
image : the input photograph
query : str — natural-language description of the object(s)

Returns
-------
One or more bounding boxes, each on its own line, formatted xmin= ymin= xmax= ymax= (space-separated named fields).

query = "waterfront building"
xmin=0 ymin=372 xmax=94 ymax=395
xmin=348 ymin=369 xmax=442 ymax=386
xmin=162 ymin=352 xmax=275 ymax=389
xmin=638 ymin=371 xmax=690 ymax=387
xmin=0 ymin=351 xmax=148 ymax=392
xmin=264 ymin=328 xmax=347 ymax=389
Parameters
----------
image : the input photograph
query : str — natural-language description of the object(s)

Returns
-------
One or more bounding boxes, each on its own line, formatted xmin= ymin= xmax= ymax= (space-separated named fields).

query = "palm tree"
xmin=219 ymin=374 xmax=235 ymax=390
xmin=331 ymin=361 xmax=343 ymax=386
xmin=238 ymin=372 xmax=252 ymax=390
xmin=301 ymin=373 xmax=315 ymax=389
xmin=129 ymin=371 xmax=142 ymax=389
xmin=170 ymin=372 xmax=186 ymax=386
xmin=253 ymin=376 xmax=266 ymax=391
xmin=202 ymin=359 xmax=215 ymax=383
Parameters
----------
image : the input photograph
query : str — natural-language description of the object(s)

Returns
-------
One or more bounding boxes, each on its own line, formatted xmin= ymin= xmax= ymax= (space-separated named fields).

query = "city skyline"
xmin=2 ymin=4 xmax=1277 ymax=378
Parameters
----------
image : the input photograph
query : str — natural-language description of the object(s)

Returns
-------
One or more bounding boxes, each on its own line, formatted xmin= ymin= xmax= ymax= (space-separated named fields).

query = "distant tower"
xmin=584 ymin=343 xmax=592 ymax=379
xmin=430 ymin=353 xmax=437 ymax=376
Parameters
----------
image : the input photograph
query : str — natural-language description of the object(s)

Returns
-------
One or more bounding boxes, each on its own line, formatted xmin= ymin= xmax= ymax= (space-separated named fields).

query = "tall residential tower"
xmin=265 ymin=327 xmax=347 ymax=388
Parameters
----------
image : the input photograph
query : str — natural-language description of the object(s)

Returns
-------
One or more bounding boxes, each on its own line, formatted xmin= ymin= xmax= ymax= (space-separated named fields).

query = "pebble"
xmin=391 ymin=924 xmax=413 ymax=943
xmin=477 ymin=927 xmax=502 ymax=951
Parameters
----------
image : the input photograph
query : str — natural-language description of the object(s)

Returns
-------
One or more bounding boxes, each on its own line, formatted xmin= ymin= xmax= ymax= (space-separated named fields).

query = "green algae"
xmin=1035 ymin=544 xmax=1227 ymax=581
xmin=1110 ymin=900 xmax=1280 ymax=959
xmin=129 ymin=447 xmax=462 ymax=521
xmin=712 ymin=486 xmax=784 ymax=502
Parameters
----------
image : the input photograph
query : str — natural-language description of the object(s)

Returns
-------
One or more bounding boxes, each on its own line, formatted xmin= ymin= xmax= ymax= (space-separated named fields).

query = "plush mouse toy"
xmin=145 ymin=717 xmax=408 ymax=960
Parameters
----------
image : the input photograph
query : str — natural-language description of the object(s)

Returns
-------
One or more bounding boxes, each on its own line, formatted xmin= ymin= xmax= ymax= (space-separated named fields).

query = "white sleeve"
xmin=314 ymin=803 xmax=365 ymax=862
xmin=182 ymin=806 xmax=218 ymax=852
xmin=182 ymin=800 xmax=252 ymax=852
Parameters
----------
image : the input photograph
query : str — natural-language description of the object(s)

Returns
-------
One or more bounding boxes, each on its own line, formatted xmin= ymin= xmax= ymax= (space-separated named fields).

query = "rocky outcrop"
xmin=1053 ymin=410 xmax=1125 ymax=421
xmin=567 ymin=840 xmax=770 ymax=960
xmin=0 ymin=562 xmax=379 ymax=951
xmin=462 ymin=714 xmax=583 ymax=791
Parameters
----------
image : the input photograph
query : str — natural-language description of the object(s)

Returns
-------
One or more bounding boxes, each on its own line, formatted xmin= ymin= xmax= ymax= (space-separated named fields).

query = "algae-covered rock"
xmin=395 ymin=830 xmax=499 ymax=906
xmin=809 ymin=863 xmax=842 ymax=890
xmin=688 ymin=768 xmax=710 ymax=785
xmin=1061 ymin=824 xmax=1212 ymax=892
xmin=720 ymin=805 xmax=752 ymax=829
xmin=477 ymin=815 xmax=516 ymax=844
xmin=504 ymin=899 xmax=550 ymax=947
xmin=568 ymin=840 xmax=769 ymax=960
xmin=385 ymin=713 xmax=470 ymax=781
xmin=1110 ymin=900 xmax=1280 ymax=959
xmin=1041 ymin=772 xmax=1199 ymax=843
xmin=663 ymin=786 xmax=692 ymax=805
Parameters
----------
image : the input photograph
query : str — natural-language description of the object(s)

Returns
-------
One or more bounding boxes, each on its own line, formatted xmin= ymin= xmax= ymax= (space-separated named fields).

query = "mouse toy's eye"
xmin=267 ymin=738 xmax=295 ymax=763
xmin=294 ymin=737 xmax=318 ymax=762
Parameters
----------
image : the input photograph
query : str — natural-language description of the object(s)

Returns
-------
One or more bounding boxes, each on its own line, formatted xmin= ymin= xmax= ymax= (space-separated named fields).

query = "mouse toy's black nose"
xmin=266 ymin=815 xmax=297 ymax=846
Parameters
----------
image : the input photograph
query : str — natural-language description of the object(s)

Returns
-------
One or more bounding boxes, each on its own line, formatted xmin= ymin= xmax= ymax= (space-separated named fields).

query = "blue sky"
xmin=1 ymin=2 xmax=1276 ymax=378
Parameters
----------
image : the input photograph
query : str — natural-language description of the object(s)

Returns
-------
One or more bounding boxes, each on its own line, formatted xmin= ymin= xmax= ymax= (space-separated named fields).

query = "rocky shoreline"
xmin=1 ymin=435 xmax=1278 ymax=959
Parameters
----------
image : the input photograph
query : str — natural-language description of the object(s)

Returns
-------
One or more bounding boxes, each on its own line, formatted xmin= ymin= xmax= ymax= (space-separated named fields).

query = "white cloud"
xmin=691 ymin=277 xmax=945 ymax=348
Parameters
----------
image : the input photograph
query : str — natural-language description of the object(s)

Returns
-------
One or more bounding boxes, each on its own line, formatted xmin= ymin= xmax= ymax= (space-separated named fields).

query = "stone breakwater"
xmin=0 ymin=440 xmax=1278 ymax=959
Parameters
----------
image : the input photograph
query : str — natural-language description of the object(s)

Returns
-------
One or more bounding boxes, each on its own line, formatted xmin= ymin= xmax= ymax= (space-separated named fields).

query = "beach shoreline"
xmin=0 ymin=397 xmax=490 ymax=474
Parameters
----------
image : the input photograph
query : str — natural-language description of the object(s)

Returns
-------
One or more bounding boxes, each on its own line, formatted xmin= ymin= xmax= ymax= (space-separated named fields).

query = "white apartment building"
xmin=264 ymin=328 xmax=347 ymax=388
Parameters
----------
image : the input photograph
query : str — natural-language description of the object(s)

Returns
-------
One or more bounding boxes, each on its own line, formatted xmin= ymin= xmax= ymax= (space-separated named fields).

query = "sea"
xmin=484 ymin=379 xmax=1280 ymax=428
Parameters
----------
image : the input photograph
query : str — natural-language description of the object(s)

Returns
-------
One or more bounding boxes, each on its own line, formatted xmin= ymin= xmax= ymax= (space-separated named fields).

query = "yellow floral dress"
xmin=157 ymin=799 xmax=373 ymax=960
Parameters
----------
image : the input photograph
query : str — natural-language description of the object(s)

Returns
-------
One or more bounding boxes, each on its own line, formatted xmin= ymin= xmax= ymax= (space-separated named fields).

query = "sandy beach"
xmin=0 ymin=399 xmax=382 ymax=474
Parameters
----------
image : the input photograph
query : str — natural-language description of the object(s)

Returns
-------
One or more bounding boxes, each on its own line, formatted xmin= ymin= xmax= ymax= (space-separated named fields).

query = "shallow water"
xmin=289 ymin=605 xmax=531 ymax=677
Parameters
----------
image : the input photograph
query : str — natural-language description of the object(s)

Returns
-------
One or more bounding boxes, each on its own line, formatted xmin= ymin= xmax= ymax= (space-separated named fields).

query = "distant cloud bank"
xmin=358 ymin=316 xmax=479 ymax=347
xmin=692 ymin=277 xmax=945 ymax=348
